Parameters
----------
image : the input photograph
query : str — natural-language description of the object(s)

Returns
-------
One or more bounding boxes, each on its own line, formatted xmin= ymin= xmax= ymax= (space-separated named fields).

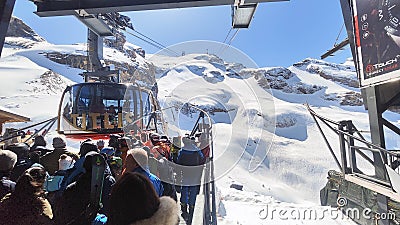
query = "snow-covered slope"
xmin=148 ymin=54 xmax=398 ymax=224
xmin=2 ymin=20 xmax=400 ymax=225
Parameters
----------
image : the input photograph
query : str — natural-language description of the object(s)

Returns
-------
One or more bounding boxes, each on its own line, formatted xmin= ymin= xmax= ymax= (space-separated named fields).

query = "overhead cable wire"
xmin=103 ymin=13 xmax=180 ymax=56
xmin=123 ymin=29 xmax=180 ymax=56
xmin=218 ymin=28 xmax=240 ymax=55
xmin=227 ymin=28 xmax=240 ymax=45
xmin=222 ymin=27 xmax=233 ymax=44
xmin=130 ymin=29 xmax=178 ymax=55
xmin=334 ymin=23 xmax=345 ymax=46
xmin=123 ymin=23 xmax=180 ymax=56
xmin=217 ymin=27 xmax=233 ymax=54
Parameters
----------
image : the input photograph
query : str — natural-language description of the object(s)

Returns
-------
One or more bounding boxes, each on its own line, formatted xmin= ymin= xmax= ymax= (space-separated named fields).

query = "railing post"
xmin=339 ymin=121 xmax=348 ymax=175
xmin=346 ymin=121 xmax=357 ymax=173
xmin=203 ymin=158 xmax=211 ymax=225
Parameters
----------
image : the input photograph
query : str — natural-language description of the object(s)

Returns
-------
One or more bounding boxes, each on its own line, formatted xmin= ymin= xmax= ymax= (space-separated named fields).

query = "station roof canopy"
xmin=0 ymin=106 xmax=30 ymax=124
xmin=33 ymin=0 xmax=288 ymax=17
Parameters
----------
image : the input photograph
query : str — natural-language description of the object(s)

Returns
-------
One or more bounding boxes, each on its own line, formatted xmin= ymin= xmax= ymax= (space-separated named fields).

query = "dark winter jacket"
xmin=10 ymin=159 xmax=33 ymax=181
xmin=53 ymin=154 xmax=115 ymax=225
xmin=40 ymin=148 xmax=77 ymax=175
xmin=176 ymin=144 xmax=204 ymax=186
xmin=53 ymin=173 xmax=93 ymax=225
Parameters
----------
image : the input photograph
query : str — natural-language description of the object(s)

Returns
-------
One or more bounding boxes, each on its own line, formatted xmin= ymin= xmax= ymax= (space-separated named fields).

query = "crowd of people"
xmin=0 ymin=130 xmax=210 ymax=225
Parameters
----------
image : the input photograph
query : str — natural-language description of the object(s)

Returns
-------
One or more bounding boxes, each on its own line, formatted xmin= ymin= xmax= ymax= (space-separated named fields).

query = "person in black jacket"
xmin=176 ymin=136 xmax=204 ymax=224
xmin=9 ymin=143 xmax=32 ymax=181
xmin=54 ymin=151 xmax=115 ymax=225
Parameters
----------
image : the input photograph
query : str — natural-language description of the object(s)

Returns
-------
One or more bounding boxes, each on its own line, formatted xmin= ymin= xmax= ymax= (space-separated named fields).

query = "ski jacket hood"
xmin=129 ymin=196 xmax=178 ymax=225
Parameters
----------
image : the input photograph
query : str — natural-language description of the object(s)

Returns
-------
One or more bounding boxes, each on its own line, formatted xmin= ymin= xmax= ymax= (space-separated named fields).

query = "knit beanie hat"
xmin=101 ymin=147 xmax=115 ymax=156
xmin=53 ymin=137 xmax=67 ymax=149
xmin=0 ymin=150 xmax=17 ymax=171
xmin=33 ymin=135 xmax=46 ymax=147
xmin=80 ymin=141 xmax=98 ymax=156
xmin=58 ymin=154 xmax=74 ymax=171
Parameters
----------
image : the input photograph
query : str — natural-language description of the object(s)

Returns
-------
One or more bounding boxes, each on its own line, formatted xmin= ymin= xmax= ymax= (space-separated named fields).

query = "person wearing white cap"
xmin=58 ymin=154 xmax=75 ymax=171
xmin=40 ymin=136 xmax=78 ymax=175
xmin=0 ymin=149 xmax=17 ymax=199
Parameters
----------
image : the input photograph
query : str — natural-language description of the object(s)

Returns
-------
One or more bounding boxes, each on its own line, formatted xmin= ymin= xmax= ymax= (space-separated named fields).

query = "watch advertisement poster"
xmin=352 ymin=0 xmax=400 ymax=86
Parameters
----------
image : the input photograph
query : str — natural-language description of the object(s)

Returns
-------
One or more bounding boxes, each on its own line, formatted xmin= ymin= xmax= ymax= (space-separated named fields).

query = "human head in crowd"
xmin=118 ymin=137 xmax=131 ymax=164
xmin=15 ymin=166 xmax=47 ymax=194
xmin=150 ymin=133 xmax=161 ymax=145
xmin=119 ymin=137 xmax=130 ymax=148
xmin=79 ymin=141 xmax=98 ymax=157
xmin=109 ymin=156 xmax=123 ymax=180
xmin=7 ymin=143 xmax=29 ymax=161
xmin=58 ymin=154 xmax=75 ymax=171
xmin=182 ymin=136 xmax=191 ymax=146
xmin=52 ymin=136 xmax=67 ymax=150
xmin=0 ymin=149 xmax=17 ymax=177
xmin=29 ymin=151 xmax=40 ymax=165
xmin=181 ymin=136 xmax=198 ymax=152
xmin=97 ymin=140 xmax=105 ymax=151
xmin=160 ymin=135 xmax=170 ymax=144
xmin=0 ymin=166 xmax=52 ymax=225
xmin=172 ymin=136 xmax=182 ymax=149
xmin=82 ymin=151 xmax=99 ymax=174
xmin=123 ymin=148 xmax=148 ymax=173
xmin=32 ymin=135 xmax=46 ymax=148
xmin=131 ymin=136 xmax=143 ymax=148
xmin=101 ymin=147 xmax=115 ymax=159
xmin=109 ymin=134 xmax=121 ymax=149
xmin=107 ymin=172 xmax=178 ymax=225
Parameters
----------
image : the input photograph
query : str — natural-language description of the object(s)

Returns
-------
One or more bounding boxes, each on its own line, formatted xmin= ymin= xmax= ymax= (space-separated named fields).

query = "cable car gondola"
xmin=57 ymin=82 xmax=161 ymax=139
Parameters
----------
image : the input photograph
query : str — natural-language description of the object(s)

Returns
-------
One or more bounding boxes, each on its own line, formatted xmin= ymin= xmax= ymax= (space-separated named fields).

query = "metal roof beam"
xmin=33 ymin=0 xmax=288 ymax=17
xmin=74 ymin=10 xmax=114 ymax=37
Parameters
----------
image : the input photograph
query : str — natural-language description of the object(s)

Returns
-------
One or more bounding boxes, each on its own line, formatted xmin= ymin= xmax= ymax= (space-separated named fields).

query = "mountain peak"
xmin=6 ymin=17 xmax=45 ymax=42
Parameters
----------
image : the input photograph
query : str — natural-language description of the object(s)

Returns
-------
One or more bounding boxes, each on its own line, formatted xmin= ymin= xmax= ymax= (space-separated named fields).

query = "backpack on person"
xmin=45 ymin=154 xmax=77 ymax=205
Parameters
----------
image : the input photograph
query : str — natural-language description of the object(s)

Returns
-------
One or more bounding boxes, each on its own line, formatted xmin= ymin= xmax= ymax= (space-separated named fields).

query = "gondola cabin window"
xmin=59 ymin=83 xmax=155 ymax=135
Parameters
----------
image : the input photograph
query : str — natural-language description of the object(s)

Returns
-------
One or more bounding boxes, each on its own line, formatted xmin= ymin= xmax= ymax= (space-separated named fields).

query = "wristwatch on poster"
xmin=380 ymin=0 xmax=400 ymax=46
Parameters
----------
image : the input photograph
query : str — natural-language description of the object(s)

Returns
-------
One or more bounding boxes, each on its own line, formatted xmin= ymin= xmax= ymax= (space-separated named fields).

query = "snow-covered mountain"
xmin=3 ymin=18 xmax=400 ymax=224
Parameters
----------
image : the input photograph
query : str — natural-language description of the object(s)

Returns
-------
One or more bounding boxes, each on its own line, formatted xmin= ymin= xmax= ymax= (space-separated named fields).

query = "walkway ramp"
xmin=177 ymin=184 xmax=205 ymax=225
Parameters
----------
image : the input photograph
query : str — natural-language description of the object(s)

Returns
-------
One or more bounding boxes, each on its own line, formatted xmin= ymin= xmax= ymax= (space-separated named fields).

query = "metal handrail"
xmin=186 ymin=104 xmax=217 ymax=225
xmin=306 ymin=103 xmax=398 ymax=191
xmin=307 ymin=103 xmax=390 ymax=154
xmin=0 ymin=116 xmax=57 ymax=143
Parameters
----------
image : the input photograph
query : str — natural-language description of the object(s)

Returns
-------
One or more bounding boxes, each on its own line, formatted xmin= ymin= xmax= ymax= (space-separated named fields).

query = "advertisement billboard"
xmin=351 ymin=0 xmax=400 ymax=86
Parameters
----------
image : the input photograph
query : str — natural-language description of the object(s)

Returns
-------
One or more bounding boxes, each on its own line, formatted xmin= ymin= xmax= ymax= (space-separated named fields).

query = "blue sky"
xmin=12 ymin=0 xmax=352 ymax=68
